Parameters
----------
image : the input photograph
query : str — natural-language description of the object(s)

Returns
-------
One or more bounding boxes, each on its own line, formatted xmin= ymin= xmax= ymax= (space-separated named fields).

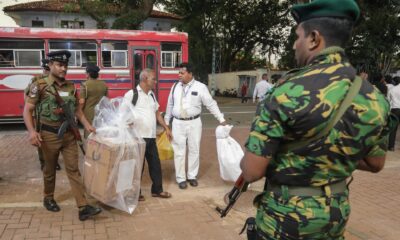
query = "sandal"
xmin=151 ymin=191 xmax=172 ymax=198
xmin=139 ymin=195 xmax=145 ymax=201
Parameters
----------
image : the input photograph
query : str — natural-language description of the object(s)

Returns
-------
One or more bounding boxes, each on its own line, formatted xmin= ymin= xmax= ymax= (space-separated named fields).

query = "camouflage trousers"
xmin=255 ymin=190 xmax=351 ymax=240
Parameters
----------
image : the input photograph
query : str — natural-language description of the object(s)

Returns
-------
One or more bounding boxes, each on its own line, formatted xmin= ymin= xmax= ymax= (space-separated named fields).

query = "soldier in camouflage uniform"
xmin=79 ymin=64 xmax=108 ymax=138
xmin=23 ymin=50 xmax=102 ymax=221
xmin=25 ymin=59 xmax=61 ymax=171
xmin=240 ymin=0 xmax=390 ymax=239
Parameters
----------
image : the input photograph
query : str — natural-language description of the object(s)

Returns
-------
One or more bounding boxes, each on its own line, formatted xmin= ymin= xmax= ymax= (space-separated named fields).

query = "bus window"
xmin=146 ymin=54 xmax=155 ymax=69
xmin=0 ymin=40 xmax=44 ymax=67
xmin=134 ymin=51 xmax=143 ymax=86
xmin=101 ymin=41 xmax=127 ymax=68
xmin=161 ymin=43 xmax=182 ymax=68
xmin=49 ymin=41 xmax=97 ymax=67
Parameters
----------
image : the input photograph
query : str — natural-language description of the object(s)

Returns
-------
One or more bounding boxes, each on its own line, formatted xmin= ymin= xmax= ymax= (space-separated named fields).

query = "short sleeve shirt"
xmin=245 ymin=47 xmax=390 ymax=186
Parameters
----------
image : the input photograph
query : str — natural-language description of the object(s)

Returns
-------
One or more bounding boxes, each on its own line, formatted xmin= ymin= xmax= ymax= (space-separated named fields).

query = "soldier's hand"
xmin=28 ymin=131 xmax=42 ymax=147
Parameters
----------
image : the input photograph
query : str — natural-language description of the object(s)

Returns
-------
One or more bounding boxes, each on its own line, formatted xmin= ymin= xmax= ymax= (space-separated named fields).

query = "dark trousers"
xmin=142 ymin=138 xmax=163 ymax=194
xmin=389 ymin=108 xmax=400 ymax=149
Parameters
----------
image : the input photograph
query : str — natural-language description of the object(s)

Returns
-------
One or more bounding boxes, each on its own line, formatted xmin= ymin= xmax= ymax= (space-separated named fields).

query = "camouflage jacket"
xmin=245 ymin=47 xmax=390 ymax=186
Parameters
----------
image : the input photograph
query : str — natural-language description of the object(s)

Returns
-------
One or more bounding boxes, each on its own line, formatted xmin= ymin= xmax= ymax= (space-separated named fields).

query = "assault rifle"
xmin=216 ymin=174 xmax=249 ymax=218
xmin=52 ymin=89 xmax=86 ymax=155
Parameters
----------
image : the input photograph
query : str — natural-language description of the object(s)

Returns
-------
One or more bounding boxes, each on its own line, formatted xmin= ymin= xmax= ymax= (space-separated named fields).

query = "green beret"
xmin=291 ymin=0 xmax=360 ymax=24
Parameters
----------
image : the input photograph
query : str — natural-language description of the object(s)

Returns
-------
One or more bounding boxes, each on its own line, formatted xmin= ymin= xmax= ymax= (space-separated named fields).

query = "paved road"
xmin=1 ymin=97 xmax=400 ymax=239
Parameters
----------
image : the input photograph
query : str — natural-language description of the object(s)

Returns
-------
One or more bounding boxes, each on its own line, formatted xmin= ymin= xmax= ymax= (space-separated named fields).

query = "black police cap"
xmin=86 ymin=64 xmax=100 ymax=74
xmin=41 ymin=59 xmax=50 ymax=70
xmin=47 ymin=50 xmax=71 ymax=63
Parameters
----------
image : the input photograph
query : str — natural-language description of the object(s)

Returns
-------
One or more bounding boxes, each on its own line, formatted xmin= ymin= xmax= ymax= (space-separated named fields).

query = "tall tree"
xmin=347 ymin=0 xmax=400 ymax=76
xmin=77 ymin=0 xmax=156 ymax=29
xmin=162 ymin=0 xmax=292 ymax=82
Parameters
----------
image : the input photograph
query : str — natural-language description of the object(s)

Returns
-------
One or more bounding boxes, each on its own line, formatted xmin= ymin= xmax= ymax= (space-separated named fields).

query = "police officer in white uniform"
xmin=164 ymin=63 xmax=226 ymax=189
xmin=253 ymin=73 xmax=273 ymax=103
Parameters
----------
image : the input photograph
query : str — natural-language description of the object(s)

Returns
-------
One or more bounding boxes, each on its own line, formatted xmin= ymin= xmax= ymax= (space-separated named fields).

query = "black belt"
xmin=174 ymin=114 xmax=200 ymax=121
xmin=41 ymin=124 xmax=60 ymax=134
xmin=267 ymin=180 xmax=347 ymax=196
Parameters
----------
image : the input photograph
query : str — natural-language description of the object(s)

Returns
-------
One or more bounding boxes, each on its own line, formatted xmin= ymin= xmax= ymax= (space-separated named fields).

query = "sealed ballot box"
xmin=83 ymin=134 xmax=145 ymax=213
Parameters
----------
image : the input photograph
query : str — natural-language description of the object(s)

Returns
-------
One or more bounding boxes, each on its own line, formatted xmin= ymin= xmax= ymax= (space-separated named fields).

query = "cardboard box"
xmin=83 ymin=136 xmax=145 ymax=204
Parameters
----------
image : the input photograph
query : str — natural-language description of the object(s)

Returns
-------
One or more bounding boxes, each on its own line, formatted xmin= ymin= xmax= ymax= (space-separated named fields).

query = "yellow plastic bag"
xmin=156 ymin=131 xmax=174 ymax=160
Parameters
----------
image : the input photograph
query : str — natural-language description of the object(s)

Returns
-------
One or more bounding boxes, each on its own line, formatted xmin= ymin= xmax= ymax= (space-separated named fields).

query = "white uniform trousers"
xmin=171 ymin=117 xmax=202 ymax=183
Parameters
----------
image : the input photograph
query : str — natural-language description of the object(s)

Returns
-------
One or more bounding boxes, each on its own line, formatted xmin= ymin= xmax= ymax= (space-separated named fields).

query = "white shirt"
xmin=164 ymin=79 xmax=225 ymax=124
xmin=123 ymin=85 xmax=159 ymax=138
xmin=253 ymin=79 xmax=273 ymax=101
xmin=389 ymin=84 xmax=400 ymax=109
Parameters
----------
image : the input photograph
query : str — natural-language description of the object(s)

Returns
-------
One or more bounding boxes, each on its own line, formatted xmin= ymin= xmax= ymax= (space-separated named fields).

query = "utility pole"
xmin=211 ymin=41 xmax=216 ymax=96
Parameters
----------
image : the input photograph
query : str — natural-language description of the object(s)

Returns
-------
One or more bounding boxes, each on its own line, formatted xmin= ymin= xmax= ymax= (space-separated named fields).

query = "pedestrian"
xmin=24 ymin=59 xmax=61 ymax=171
xmin=388 ymin=77 xmax=400 ymax=151
xmin=253 ymin=73 xmax=272 ymax=103
xmin=23 ymin=50 xmax=102 ymax=221
xmin=79 ymin=64 xmax=108 ymax=138
xmin=240 ymin=0 xmax=391 ymax=239
xmin=164 ymin=62 xmax=226 ymax=189
xmin=123 ymin=68 xmax=172 ymax=200
xmin=241 ymin=82 xmax=248 ymax=103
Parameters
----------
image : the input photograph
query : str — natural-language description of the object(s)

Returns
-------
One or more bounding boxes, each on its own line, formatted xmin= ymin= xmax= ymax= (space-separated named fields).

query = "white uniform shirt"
xmin=389 ymin=84 xmax=400 ymax=109
xmin=253 ymin=80 xmax=273 ymax=101
xmin=123 ymin=85 xmax=159 ymax=138
xmin=164 ymin=79 xmax=225 ymax=124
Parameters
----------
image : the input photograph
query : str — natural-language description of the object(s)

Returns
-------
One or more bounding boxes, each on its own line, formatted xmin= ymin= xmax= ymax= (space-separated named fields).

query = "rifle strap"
xmin=279 ymin=76 xmax=363 ymax=153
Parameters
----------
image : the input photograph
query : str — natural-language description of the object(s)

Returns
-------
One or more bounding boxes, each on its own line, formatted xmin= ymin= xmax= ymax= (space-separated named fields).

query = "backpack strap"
xmin=131 ymin=87 xmax=139 ymax=106
xmin=171 ymin=82 xmax=178 ymax=106
xmin=279 ymin=76 xmax=363 ymax=153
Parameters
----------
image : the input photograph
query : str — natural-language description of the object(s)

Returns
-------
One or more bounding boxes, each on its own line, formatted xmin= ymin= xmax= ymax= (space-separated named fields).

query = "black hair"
xmin=88 ymin=72 xmax=99 ymax=79
xmin=178 ymin=62 xmax=194 ymax=74
xmin=301 ymin=17 xmax=354 ymax=47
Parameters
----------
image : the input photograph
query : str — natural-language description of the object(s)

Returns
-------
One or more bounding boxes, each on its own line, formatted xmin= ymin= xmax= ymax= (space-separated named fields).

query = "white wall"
xmin=7 ymin=11 xmax=173 ymax=31
xmin=207 ymin=69 xmax=286 ymax=93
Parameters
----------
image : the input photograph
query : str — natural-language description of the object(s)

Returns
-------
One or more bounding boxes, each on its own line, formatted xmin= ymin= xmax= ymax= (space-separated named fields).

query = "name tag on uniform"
xmin=191 ymin=91 xmax=198 ymax=96
xmin=59 ymin=91 xmax=69 ymax=97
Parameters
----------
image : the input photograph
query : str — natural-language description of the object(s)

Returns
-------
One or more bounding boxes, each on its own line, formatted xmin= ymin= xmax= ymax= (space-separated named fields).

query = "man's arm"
xmin=357 ymin=155 xmax=386 ymax=173
xmin=240 ymin=151 xmax=271 ymax=183
xmin=156 ymin=110 xmax=172 ymax=140
xmin=253 ymin=84 xmax=258 ymax=102
xmin=75 ymin=106 xmax=95 ymax=133
xmin=201 ymin=85 xmax=225 ymax=124
xmin=164 ymin=86 xmax=174 ymax=125
xmin=23 ymin=102 xmax=42 ymax=146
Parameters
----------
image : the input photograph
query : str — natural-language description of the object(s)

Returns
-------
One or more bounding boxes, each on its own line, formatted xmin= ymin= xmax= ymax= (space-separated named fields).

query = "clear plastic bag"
xmin=83 ymin=96 xmax=145 ymax=214
xmin=216 ymin=125 xmax=243 ymax=182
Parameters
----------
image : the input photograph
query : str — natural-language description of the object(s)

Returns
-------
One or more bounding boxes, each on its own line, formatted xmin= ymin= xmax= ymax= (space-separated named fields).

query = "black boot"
xmin=43 ymin=198 xmax=60 ymax=212
xmin=79 ymin=205 xmax=102 ymax=221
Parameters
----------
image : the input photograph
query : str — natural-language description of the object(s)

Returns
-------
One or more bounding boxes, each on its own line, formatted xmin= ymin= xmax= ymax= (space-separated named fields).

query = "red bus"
xmin=0 ymin=27 xmax=188 ymax=123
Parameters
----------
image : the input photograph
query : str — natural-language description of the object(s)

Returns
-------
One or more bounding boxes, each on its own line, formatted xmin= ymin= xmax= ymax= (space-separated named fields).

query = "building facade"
xmin=3 ymin=0 xmax=181 ymax=32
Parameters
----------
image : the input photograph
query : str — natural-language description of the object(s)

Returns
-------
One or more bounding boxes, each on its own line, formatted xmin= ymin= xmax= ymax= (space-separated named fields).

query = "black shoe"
xmin=178 ymin=181 xmax=187 ymax=189
xmin=79 ymin=205 xmax=102 ymax=221
xmin=188 ymin=179 xmax=198 ymax=187
xmin=43 ymin=198 xmax=60 ymax=212
xmin=56 ymin=163 xmax=61 ymax=171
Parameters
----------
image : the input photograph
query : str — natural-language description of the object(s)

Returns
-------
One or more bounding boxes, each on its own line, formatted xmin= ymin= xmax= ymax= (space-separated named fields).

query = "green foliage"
xmin=77 ymin=0 xmax=156 ymax=29
xmin=346 ymin=0 xmax=400 ymax=76
xmin=162 ymin=0 xmax=294 ymax=82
